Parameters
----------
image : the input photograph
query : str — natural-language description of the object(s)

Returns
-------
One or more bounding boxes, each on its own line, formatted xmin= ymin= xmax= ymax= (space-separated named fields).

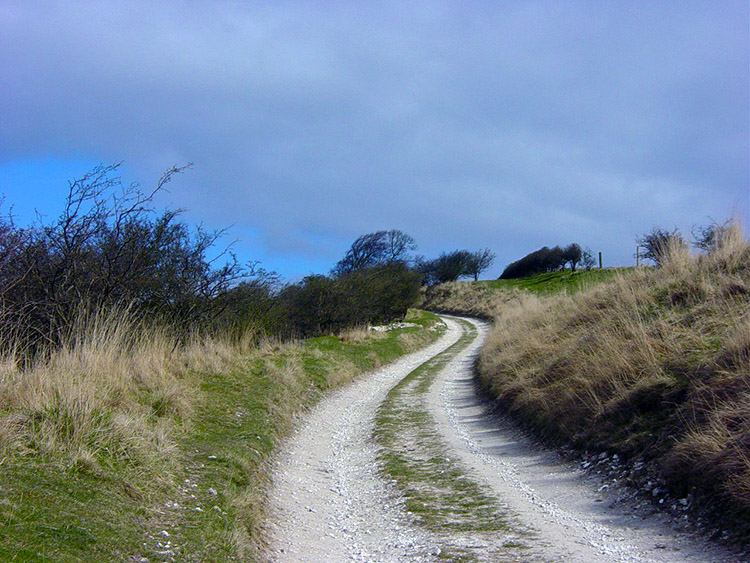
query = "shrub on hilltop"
xmin=499 ymin=242 xmax=590 ymax=279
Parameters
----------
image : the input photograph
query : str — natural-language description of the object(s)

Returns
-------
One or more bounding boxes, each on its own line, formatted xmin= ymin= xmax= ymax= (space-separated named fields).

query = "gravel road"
xmin=264 ymin=316 xmax=743 ymax=562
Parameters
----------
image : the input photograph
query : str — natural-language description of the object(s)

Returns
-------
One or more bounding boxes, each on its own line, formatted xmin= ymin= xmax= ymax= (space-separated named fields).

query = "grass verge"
xmin=420 ymin=268 xmax=627 ymax=321
xmin=0 ymin=309 xmax=442 ymax=562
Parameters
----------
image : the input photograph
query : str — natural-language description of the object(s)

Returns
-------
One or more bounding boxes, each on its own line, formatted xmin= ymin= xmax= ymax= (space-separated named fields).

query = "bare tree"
xmin=423 ymin=250 xmax=472 ymax=284
xmin=464 ymin=248 xmax=495 ymax=281
xmin=691 ymin=219 xmax=734 ymax=252
xmin=383 ymin=229 xmax=417 ymax=263
xmin=333 ymin=229 xmax=416 ymax=276
xmin=636 ymin=227 xmax=686 ymax=266
xmin=582 ymin=247 xmax=596 ymax=270
xmin=562 ymin=243 xmax=583 ymax=272
xmin=0 ymin=162 xmax=256 ymax=352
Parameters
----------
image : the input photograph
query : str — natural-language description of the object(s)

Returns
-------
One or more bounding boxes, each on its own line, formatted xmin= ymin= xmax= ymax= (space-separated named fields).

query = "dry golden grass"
xmin=0 ymin=305 xmax=297 ymax=484
xmin=340 ymin=325 xmax=383 ymax=343
xmin=420 ymin=280 xmax=523 ymax=319
xmin=0 ymin=310 xmax=184 ymax=475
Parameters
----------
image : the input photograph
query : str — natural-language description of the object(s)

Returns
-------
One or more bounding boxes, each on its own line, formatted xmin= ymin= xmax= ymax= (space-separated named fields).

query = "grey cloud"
xmin=0 ymin=1 xmax=746 ymax=278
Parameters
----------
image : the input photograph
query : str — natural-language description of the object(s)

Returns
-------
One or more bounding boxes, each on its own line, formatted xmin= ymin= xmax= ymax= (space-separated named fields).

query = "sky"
xmin=1 ymin=1 xmax=748 ymax=281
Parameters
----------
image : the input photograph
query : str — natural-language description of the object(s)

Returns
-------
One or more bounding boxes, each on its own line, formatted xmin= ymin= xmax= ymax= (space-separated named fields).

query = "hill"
xmin=482 ymin=267 xmax=632 ymax=294
xmin=421 ymin=223 xmax=750 ymax=543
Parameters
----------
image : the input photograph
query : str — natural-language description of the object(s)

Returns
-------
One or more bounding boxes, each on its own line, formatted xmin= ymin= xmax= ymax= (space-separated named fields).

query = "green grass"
xmin=0 ymin=460 xmax=152 ymax=562
xmin=0 ymin=309 xmax=443 ymax=562
xmin=375 ymin=320 xmax=508 ymax=533
xmin=481 ymin=267 xmax=634 ymax=295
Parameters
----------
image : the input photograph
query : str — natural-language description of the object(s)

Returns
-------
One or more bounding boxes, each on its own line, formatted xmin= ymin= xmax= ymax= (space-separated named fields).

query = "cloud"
xmin=0 ymin=0 xmax=747 ymax=278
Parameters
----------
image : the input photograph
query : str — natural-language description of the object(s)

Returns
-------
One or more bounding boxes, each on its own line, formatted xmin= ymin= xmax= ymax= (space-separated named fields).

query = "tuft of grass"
xmin=0 ymin=308 xmax=442 ymax=561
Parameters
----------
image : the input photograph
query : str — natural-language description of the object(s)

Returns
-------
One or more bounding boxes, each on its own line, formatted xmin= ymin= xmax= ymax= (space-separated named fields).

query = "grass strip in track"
xmin=375 ymin=318 xmax=539 ymax=562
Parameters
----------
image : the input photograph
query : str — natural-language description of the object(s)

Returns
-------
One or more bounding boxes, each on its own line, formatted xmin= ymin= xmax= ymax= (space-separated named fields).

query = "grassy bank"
xmin=0 ymin=309 xmax=442 ymax=562
xmin=423 ymin=224 xmax=750 ymax=538
xmin=420 ymin=267 xmax=624 ymax=320
xmin=482 ymin=267 xmax=632 ymax=294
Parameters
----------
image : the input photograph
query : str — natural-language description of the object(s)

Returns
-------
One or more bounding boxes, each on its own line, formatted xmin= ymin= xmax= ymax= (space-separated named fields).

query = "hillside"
xmin=482 ymin=267 xmax=632 ymax=294
xmin=422 ymin=224 xmax=750 ymax=543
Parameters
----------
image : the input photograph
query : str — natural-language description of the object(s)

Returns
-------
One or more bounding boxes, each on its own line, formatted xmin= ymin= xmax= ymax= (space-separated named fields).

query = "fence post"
xmin=598 ymin=251 xmax=602 ymax=269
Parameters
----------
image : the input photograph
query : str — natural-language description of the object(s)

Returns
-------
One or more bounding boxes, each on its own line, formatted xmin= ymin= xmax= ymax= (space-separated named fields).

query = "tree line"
xmin=0 ymin=164 xmax=498 ymax=355
xmin=497 ymin=221 xmax=735 ymax=282
xmin=7 ymin=162 xmax=724 ymax=356
xmin=281 ymin=230 xmax=495 ymax=337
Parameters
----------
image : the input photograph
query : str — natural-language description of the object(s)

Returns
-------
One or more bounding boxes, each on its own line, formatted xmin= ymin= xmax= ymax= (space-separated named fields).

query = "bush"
xmin=636 ymin=227 xmax=687 ymax=266
xmin=416 ymin=249 xmax=495 ymax=285
xmin=280 ymin=263 xmax=422 ymax=338
xmin=279 ymin=275 xmax=349 ymax=337
xmin=0 ymin=163 xmax=247 ymax=355
xmin=499 ymin=245 xmax=566 ymax=279
xmin=340 ymin=262 xmax=422 ymax=324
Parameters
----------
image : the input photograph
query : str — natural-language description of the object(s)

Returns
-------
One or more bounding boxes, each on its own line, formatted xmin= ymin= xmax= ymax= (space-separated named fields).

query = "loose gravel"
xmin=264 ymin=321 xmax=460 ymax=562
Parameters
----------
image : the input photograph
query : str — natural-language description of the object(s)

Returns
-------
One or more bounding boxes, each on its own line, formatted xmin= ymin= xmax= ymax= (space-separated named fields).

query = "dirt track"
xmin=264 ymin=316 xmax=742 ymax=562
